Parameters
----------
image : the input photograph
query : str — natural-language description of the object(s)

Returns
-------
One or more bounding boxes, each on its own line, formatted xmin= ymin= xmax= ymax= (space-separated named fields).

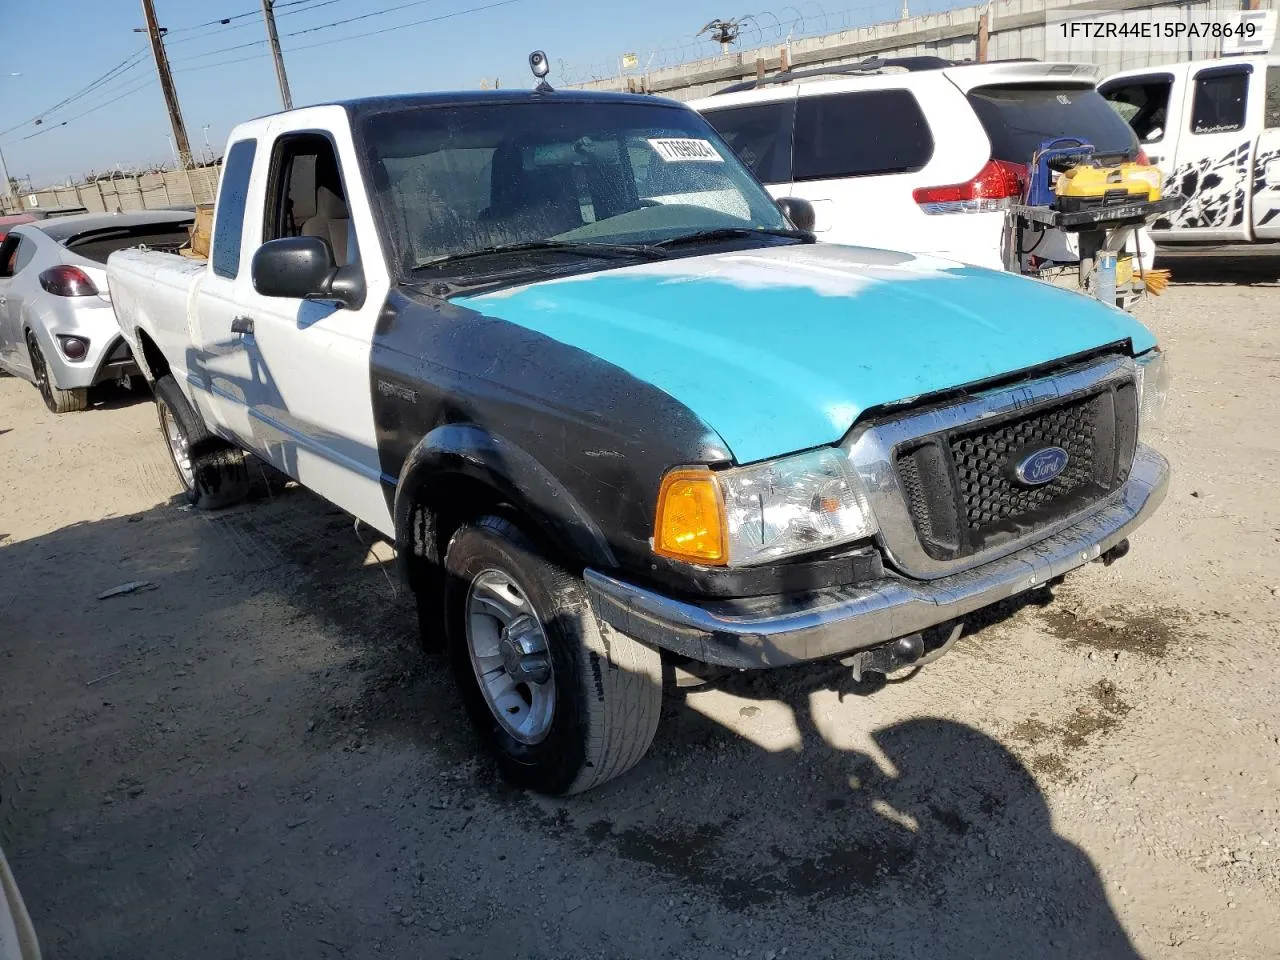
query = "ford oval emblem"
xmin=1015 ymin=446 xmax=1069 ymax=486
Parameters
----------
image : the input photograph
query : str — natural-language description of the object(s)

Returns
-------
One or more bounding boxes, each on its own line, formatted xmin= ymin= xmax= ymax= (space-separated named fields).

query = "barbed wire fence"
xmin=557 ymin=0 xmax=968 ymax=84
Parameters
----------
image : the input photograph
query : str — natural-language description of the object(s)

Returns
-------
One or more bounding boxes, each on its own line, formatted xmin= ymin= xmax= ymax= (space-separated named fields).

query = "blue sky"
xmin=0 ymin=0 xmax=957 ymax=185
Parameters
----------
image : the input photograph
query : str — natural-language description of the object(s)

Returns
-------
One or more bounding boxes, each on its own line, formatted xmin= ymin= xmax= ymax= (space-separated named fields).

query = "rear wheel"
xmin=153 ymin=375 xmax=249 ymax=510
xmin=26 ymin=332 xmax=87 ymax=414
xmin=444 ymin=516 xmax=663 ymax=795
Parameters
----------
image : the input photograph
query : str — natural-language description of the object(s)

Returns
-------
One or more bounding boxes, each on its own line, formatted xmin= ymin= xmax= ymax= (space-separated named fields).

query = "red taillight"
xmin=913 ymin=159 xmax=1026 ymax=213
xmin=39 ymin=265 xmax=99 ymax=297
xmin=1135 ymin=148 xmax=1150 ymax=165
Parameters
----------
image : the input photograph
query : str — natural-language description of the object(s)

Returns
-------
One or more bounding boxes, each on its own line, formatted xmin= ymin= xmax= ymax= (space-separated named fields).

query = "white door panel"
xmin=238 ymin=109 xmax=393 ymax=535
xmin=191 ymin=274 xmax=257 ymax=440
xmin=1163 ymin=63 xmax=1255 ymax=241
xmin=1253 ymin=129 xmax=1280 ymax=240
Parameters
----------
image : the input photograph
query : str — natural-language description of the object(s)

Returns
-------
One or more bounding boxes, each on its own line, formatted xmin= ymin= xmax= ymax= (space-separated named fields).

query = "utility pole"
xmin=139 ymin=0 xmax=193 ymax=168
xmin=262 ymin=0 xmax=293 ymax=110
xmin=0 ymin=141 xmax=12 ymax=201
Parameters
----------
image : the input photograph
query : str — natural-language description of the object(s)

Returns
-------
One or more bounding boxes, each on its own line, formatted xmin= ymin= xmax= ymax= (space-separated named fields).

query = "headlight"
xmin=1135 ymin=346 xmax=1169 ymax=441
xmin=653 ymin=449 xmax=877 ymax=567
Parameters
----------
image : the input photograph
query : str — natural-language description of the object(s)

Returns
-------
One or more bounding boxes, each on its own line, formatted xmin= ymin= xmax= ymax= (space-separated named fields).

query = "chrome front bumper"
xmin=585 ymin=445 xmax=1170 ymax=670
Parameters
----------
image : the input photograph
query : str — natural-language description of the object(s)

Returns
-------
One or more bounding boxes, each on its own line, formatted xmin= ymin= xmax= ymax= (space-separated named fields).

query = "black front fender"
xmin=392 ymin=423 xmax=618 ymax=585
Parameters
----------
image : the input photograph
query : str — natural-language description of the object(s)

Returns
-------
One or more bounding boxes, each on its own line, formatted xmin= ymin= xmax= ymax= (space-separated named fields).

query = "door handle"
xmin=231 ymin=316 xmax=254 ymax=336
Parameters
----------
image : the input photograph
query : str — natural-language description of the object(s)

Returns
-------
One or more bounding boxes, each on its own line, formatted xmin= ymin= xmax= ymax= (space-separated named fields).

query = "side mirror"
xmin=776 ymin=196 xmax=816 ymax=233
xmin=251 ymin=236 xmax=365 ymax=309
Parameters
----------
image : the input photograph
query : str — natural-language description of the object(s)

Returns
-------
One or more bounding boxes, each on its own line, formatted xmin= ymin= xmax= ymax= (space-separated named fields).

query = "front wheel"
xmin=444 ymin=516 xmax=663 ymax=795
xmin=26 ymin=332 xmax=87 ymax=414
xmin=153 ymin=375 xmax=249 ymax=510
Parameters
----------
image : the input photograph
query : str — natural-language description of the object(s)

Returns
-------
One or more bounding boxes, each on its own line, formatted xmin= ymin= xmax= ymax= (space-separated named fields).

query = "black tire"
xmin=25 ymin=332 xmax=88 ymax=414
xmin=444 ymin=516 xmax=663 ymax=795
xmin=153 ymin=375 xmax=249 ymax=510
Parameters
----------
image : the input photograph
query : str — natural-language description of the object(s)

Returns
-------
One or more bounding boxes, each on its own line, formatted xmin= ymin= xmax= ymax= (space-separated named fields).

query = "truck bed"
xmin=107 ymin=247 xmax=207 ymax=386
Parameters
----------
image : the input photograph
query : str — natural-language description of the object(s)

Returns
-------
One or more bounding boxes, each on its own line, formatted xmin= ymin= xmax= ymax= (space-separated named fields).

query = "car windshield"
xmin=359 ymin=99 xmax=793 ymax=278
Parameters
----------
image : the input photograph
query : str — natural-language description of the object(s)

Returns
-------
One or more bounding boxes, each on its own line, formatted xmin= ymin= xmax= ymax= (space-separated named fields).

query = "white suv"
xmin=692 ymin=57 xmax=1154 ymax=273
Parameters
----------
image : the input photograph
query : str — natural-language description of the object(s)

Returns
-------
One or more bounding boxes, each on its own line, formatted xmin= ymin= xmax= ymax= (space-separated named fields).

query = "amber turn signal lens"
xmin=653 ymin=468 xmax=727 ymax=565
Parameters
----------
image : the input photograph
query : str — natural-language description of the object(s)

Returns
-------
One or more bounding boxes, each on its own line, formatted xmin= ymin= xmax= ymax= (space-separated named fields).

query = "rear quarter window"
xmin=967 ymin=84 xmax=1139 ymax=162
xmin=212 ymin=139 xmax=258 ymax=279
xmin=793 ymin=90 xmax=933 ymax=180
xmin=699 ymin=100 xmax=796 ymax=184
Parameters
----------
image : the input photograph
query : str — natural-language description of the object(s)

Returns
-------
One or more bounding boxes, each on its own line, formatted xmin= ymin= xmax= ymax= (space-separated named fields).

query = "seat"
xmin=302 ymin=156 xmax=353 ymax=264
xmin=481 ymin=143 xmax=583 ymax=243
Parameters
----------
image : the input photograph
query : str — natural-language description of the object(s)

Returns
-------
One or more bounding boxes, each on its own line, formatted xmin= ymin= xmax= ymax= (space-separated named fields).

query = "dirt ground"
xmin=1 ymin=266 xmax=1278 ymax=960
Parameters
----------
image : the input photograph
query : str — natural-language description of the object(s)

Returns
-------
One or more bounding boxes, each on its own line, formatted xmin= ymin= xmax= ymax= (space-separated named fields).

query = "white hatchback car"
xmin=692 ymin=56 xmax=1155 ymax=273
xmin=0 ymin=210 xmax=193 ymax=413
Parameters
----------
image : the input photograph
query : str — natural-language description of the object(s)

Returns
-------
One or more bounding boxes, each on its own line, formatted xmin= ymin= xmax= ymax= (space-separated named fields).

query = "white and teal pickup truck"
xmin=107 ymin=86 xmax=1171 ymax=795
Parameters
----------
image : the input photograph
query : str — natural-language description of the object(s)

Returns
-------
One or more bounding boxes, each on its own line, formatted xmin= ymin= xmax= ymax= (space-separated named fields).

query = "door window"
xmin=212 ymin=138 xmax=258 ymax=279
xmin=699 ymin=100 xmax=795 ymax=184
xmin=793 ymin=90 xmax=933 ymax=180
xmin=1190 ymin=68 xmax=1249 ymax=135
xmin=1100 ymin=75 xmax=1174 ymax=144
xmin=265 ymin=133 xmax=358 ymax=268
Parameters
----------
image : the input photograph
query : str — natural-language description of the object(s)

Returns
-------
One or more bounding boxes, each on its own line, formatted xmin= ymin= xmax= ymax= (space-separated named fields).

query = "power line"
xmin=0 ymin=47 xmax=150 ymax=138
xmin=284 ymin=0 xmax=520 ymax=53
xmin=17 ymin=77 xmax=159 ymax=143
xmin=1 ymin=0 xmax=521 ymax=149
xmin=172 ymin=0 xmax=454 ymax=64
xmin=167 ymin=0 xmax=343 ymax=34
xmin=164 ymin=0 xmax=346 ymax=45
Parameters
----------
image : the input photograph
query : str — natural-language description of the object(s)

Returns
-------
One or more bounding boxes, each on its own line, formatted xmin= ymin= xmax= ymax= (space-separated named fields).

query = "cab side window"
xmin=212 ymin=138 xmax=257 ymax=279
xmin=1101 ymin=75 xmax=1173 ymax=144
xmin=265 ymin=133 xmax=358 ymax=269
xmin=1190 ymin=68 xmax=1249 ymax=135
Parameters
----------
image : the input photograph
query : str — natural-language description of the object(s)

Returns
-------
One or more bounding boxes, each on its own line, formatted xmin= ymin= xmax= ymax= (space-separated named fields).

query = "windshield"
xmin=360 ymin=99 xmax=792 ymax=277
xmin=967 ymin=83 xmax=1139 ymax=162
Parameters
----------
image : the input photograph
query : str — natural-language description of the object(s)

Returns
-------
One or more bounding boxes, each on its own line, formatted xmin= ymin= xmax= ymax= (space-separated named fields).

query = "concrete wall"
xmin=573 ymin=0 xmax=1277 ymax=102
xmin=1 ymin=164 xmax=221 ymax=215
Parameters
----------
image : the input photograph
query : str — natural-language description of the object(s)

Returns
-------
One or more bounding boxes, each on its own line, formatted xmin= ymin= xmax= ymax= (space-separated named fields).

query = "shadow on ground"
xmin=0 ymin=488 xmax=1139 ymax=959
xmin=1157 ymin=252 xmax=1280 ymax=286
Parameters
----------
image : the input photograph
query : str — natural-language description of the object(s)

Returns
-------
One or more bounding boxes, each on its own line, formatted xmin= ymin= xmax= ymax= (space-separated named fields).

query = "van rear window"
xmin=967 ymin=83 xmax=1139 ymax=163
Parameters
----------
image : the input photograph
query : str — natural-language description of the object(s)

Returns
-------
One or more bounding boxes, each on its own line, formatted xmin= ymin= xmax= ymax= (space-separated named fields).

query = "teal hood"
xmin=458 ymin=244 xmax=1157 ymax=464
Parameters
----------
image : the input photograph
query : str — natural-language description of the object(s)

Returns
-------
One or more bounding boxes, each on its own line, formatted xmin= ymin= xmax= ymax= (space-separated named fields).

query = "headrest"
xmin=315 ymin=185 xmax=348 ymax=219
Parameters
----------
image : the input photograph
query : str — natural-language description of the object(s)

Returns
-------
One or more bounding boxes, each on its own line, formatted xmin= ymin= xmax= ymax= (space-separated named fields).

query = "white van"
xmin=1100 ymin=55 xmax=1280 ymax=246
xmin=691 ymin=57 xmax=1154 ymax=272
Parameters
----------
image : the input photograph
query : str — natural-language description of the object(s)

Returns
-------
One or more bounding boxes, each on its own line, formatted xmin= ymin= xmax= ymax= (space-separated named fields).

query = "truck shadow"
xmin=0 ymin=496 xmax=1141 ymax=959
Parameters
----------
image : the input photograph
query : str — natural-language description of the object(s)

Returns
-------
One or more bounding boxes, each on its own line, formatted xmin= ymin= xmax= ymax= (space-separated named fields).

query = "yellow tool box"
xmin=1054 ymin=163 xmax=1163 ymax=213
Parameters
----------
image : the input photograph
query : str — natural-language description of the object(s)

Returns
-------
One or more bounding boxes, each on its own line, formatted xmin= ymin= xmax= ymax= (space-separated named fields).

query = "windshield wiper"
xmin=415 ymin=239 xmax=667 ymax=270
xmin=654 ymin=226 xmax=814 ymax=249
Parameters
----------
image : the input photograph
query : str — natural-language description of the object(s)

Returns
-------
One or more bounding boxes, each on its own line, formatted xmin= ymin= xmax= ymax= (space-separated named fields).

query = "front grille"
xmin=894 ymin=382 xmax=1138 ymax=561
xmin=951 ymin=393 xmax=1098 ymax=531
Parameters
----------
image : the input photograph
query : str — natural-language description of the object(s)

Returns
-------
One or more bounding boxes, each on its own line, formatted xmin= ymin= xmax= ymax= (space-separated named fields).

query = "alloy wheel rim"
xmin=465 ymin=568 xmax=556 ymax=745
xmin=27 ymin=337 xmax=51 ymax=404
xmin=159 ymin=402 xmax=195 ymax=491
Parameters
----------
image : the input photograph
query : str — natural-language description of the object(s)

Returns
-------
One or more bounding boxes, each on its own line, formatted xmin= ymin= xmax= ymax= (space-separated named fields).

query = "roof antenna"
xmin=529 ymin=50 xmax=553 ymax=92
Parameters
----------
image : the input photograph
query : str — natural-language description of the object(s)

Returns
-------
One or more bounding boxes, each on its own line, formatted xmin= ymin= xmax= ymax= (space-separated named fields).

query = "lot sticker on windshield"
xmin=648 ymin=138 xmax=724 ymax=163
